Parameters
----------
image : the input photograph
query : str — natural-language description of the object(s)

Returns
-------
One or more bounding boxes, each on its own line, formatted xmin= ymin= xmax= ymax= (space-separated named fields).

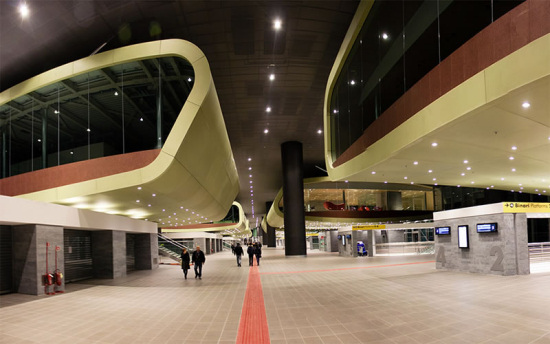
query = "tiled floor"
xmin=1 ymin=248 xmax=550 ymax=343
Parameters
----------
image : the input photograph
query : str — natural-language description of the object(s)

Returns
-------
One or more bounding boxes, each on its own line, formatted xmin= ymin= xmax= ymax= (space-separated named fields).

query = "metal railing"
xmin=375 ymin=242 xmax=435 ymax=256
xmin=529 ymin=242 xmax=550 ymax=262
xmin=528 ymin=242 xmax=550 ymax=273
xmin=158 ymin=234 xmax=189 ymax=263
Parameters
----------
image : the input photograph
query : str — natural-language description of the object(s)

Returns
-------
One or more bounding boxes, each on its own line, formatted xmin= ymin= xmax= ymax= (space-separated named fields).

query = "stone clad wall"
xmin=435 ymin=213 xmax=529 ymax=276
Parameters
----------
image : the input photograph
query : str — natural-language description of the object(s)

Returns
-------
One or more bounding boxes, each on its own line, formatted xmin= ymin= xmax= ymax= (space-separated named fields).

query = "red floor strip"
xmin=260 ymin=260 xmax=435 ymax=275
xmin=236 ymin=265 xmax=270 ymax=344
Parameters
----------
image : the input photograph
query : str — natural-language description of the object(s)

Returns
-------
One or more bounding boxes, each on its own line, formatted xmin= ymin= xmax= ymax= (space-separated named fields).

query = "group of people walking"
xmin=180 ymin=242 xmax=262 ymax=280
xmin=180 ymin=246 xmax=205 ymax=280
xmin=232 ymin=242 xmax=262 ymax=267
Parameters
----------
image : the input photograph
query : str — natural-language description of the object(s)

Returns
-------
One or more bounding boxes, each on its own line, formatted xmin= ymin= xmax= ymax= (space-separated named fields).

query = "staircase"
xmin=158 ymin=234 xmax=188 ymax=263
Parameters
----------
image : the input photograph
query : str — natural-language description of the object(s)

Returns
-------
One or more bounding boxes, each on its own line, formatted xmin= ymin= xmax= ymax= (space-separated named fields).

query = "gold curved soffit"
xmin=4 ymin=39 xmax=239 ymax=221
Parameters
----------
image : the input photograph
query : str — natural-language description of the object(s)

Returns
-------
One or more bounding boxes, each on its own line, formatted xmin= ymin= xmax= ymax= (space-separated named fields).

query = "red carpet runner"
xmin=236 ymin=265 xmax=270 ymax=344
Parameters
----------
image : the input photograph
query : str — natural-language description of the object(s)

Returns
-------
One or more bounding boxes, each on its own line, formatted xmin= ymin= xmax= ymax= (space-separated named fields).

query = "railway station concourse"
xmin=1 ymin=1 xmax=549 ymax=343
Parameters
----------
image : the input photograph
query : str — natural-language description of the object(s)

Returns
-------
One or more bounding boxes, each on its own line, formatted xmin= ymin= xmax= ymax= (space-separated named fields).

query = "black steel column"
xmin=281 ymin=141 xmax=306 ymax=256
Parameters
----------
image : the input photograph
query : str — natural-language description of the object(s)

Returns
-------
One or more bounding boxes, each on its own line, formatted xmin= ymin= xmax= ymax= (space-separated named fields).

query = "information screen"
xmin=458 ymin=225 xmax=469 ymax=249
xmin=435 ymin=227 xmax=451 ymax=235
xmin=477 ymin=223 xmax=498 ymax=233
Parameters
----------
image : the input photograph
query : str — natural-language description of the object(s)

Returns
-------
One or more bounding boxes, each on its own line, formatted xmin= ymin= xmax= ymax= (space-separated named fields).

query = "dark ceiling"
xmin=0 ymin=0 xmax=360 ymax=222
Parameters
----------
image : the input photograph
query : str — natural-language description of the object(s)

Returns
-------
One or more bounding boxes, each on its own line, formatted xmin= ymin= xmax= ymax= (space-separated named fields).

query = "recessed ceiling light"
xmin=248 ymin=157 xmax=252 ymax=161
xmin=512 ymin=168 xmax=516 ymax=172
xmin=501 ymin=178 xmax=505 ymax=181
xmin=404 ymin=176 xmax=408 ymax=180
xmin=333 ymin=109 xmax=338 ymax=114
xmin=273 ymin=19 xmax=282 ymax=30
xmin=410 ymin=182 xmax=414 ymax=185
xmin=136 ymin=200 xmax=140 ymax=203
xmin=433 ymin=178 xmax=436 ymax=181
xmin=522 ymin=101 xmax=530 ymax=108
xmin=249 ymin=181 xmax=252 ymax=183
xmin=152 ymin=193 xmax=156 ymax=197
xmin=434 ymin=183 xmax=438 ymax=186
xmin=381 ymin=32 xmax=389 ymax=40
xmin=87 ymin=128 xmax=91 ymax=132
xmin=266 ymin=107 xmax=271 ymax=113
xmin=371 ymin=171 xmax=376 ymax=175
xmin=350 ymin=80 xmax=356 ymax=85
xmin=428 ymin=170 xmax=433 ymax=173
xmin=509 ymin=156 xmax=515 ymax=160
xmin=471 ymin=181 xmax=475 ymax=184
xmin=19 ymin=3 xmax=29 ymax=18
xmin=249 ymin=174 xmax=252 ymax=178
xmin=345 ymin=180 xmax=349 ymax=183
xmin=264 ymin=129 xmax=269 ymax=134
xmin=248 ymin=167 xmax=252 ymax=170
xmin=317 ymin=129 xmax=322 ymax=134
xmin=188 ymin=77 xmax=192 ymax=82
xmin=431 ymin=142 xmax=438 ymax=147
xmin=384 ymin=181 xmax=388 ymax=184
xmin=38 ymin=139 xmax=42 ymax=142
xmin=148 ymin=204 xmax=151 ymax=207
xmin=461 ymin=173 xmax=465 ymax=176
xmin=413 ymin=161 xmax=418 ymax=165
xmin=466 ymin=167 xmax=471 ymax=171
xmin=269 ymin=74 xmax=275 ymax=81
xmin=137 ymin=187 xmax=142 ymax=190
xmin=114 ymin=91 xmax=118 ymax=96
xmin=511 ymin=146 xmax=517 ymax=150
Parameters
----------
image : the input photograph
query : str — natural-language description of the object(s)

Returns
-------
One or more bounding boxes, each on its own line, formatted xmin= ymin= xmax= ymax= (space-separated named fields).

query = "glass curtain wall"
xmin=282 ymin=187 xmax=434 ymax=212
xmin=0 ymin=57 xmax=194 ymax=179
xmin=330 ymin=0 xmax=525 ymax=160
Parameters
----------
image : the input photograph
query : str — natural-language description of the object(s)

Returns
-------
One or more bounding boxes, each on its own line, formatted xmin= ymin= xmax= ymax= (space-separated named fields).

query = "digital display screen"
xmin=458 ymin=225 xmax=469 ymax=249
xmin=477 ymin=223 xmax=498 ymax=233
xmin=435 ymin=227 xmax=451 ymax=235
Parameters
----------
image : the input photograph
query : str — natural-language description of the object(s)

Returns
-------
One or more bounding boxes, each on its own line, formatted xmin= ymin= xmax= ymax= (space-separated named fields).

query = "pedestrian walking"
xmin=234 ymin=243 xmax=244 ymax=267
xmin=254 ymin=243 xmax=262 ymax=266
xmin=247 ymin=243 xmax=255 ymax=266
xmin=181 ymin=247 xmax=190 ymax=279
xmin=192 ymin=246 xmax=206 ymax=279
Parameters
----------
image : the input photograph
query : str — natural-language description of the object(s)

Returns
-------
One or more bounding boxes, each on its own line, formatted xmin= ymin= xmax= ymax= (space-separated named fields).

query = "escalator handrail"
xmin=158 ymin=233 xmax=188 ymax=251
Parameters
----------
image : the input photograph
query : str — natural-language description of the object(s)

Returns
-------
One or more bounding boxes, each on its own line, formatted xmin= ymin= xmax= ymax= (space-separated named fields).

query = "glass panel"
xmin=329 ymin=0 xmax=526 ymax=161
xmin=0 ymin=56 xmax=194 ymax=179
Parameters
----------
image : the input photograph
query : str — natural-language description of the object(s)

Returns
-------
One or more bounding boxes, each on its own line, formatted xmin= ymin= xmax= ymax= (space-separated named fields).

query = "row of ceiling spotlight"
xmin=135 ymin=186 xmax=208 ymax=225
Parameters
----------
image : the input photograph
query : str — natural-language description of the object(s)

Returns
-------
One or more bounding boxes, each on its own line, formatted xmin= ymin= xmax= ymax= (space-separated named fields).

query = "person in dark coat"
xmin=192 ymin=246 xmax=206 ymax=279
xmin=254 ymin=243 xmax=262 ymax=266
xmin=247 ymin=243 xmax=255 ymax=266
xmin=180 ymin=247 xmax=190 ymax=279
xmin=234 ymin=243 xmax=244 ymax=267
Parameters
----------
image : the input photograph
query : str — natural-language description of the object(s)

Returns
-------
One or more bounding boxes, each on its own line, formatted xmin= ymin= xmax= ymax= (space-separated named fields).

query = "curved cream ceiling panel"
xmin=4 ymin=39 xmax=239 ymax=222
xmin=325 ymin=17 xmax=550 ymax=194
xmin=163 ymin=202 xmax=250 ymax=236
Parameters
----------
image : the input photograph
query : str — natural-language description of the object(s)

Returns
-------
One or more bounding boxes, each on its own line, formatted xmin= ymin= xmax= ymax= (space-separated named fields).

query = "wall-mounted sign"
xmin=353 ymin=224 xmax=386 ymax=230
xmin=503 ymin=202 xmax=550 ymax=213
xmin=435 ymin=227 xmax=451 ymax=235
xmin=477 ymin=223 xmax=498 ymax=233
xmin=458 ymin=225 xmax=469 ymax=249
